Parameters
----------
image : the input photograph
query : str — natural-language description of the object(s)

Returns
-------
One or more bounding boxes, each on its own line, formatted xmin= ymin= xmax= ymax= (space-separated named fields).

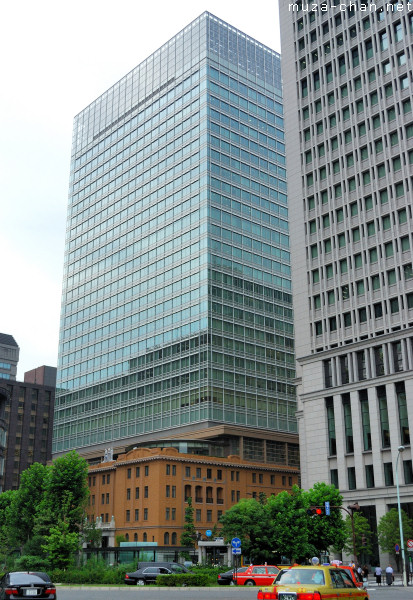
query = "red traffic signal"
xmin=307 ymin=506 xmax=323 ymax=516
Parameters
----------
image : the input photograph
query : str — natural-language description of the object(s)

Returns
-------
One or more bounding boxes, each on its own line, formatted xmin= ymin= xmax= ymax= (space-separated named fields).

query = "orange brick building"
xmin=87 ymin=433 xmax=299 ymax=547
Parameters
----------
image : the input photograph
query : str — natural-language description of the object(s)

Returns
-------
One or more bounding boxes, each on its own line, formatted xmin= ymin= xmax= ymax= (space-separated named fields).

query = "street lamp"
xmin=396 ymin=445 xmax=408 ymax=586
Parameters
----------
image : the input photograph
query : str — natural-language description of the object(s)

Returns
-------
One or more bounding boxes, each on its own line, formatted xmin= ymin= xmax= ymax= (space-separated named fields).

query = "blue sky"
xmin=0 ymin=0 xmax=280 ymax=379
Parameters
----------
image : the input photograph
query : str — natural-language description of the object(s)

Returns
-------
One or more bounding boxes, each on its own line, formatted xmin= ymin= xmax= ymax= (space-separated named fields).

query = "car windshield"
xmin=9 ymin=573 xmax=49 ymax=585
xmin=276 ymin=569 xmax=325 ymax=585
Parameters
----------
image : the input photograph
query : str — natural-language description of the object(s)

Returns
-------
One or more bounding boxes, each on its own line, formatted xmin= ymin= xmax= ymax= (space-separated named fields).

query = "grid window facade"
xmin=54 ymin=12 xmax=295 ymax=455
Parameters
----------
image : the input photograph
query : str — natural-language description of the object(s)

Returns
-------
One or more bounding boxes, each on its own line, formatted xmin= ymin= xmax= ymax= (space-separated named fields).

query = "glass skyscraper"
xmin=54 ymin=12 xmax=297 ymax=461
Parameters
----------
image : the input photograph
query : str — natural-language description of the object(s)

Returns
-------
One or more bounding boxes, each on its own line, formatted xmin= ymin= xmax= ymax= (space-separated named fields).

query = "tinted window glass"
xmin=9 ymin=574 xmax=49 ymax=585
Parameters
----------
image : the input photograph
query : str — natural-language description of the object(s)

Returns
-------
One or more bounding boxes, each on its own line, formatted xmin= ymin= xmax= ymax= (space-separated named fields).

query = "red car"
xmin=233 ymin=564 xmax=280 ymax=586
xmin=339 ymin=565 xmax=364 ymax=588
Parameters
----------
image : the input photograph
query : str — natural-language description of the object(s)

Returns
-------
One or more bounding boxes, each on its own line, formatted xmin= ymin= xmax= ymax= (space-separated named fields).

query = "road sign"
xmin=407 ymin=539 xmax=413 ymax=551
xmin=395 ymin=543 xmax=400 ymax=552
xmin=232 ymin=547 xmax=241 ymax=555
xmin=231 ymin=537 xmax=241 ymax=548
xmin=325 ymin=501 xmax=330 ymax=516
xmin=205 ymin=530 xmax=212 ymax=537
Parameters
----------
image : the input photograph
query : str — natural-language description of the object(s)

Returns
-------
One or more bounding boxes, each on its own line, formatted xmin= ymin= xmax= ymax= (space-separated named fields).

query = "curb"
xmin=56 ymin=586 xmax=232 ymax=590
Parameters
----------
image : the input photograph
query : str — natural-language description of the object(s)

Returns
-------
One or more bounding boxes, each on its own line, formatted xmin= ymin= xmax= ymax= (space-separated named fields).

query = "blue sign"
xmin=232 ymin=547 xmax=241 ymax=555
xmin=325 ymin=501 xmax=330 ymax=516
xmin=231 ymin=537 xmax=241 ymax=548
xmin=395 ymin=543 xmax=400 ymax=552
xmin=205 ymin=530 xmax=212 ymax=537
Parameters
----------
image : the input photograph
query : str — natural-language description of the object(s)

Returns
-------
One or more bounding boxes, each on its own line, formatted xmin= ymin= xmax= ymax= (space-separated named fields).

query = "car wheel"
xmin=245 ymin=580 xmax=256 ymax=586
xmin=136 ymin=579 xmax=145 ymax=586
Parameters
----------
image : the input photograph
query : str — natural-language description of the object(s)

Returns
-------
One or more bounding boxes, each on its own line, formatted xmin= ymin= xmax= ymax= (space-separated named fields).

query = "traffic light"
xmin=307 ymin=506 xmax=323 ymax=516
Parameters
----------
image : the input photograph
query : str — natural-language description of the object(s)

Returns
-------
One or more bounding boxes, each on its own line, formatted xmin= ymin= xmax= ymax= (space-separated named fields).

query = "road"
xmin=56 ymin=584 xmax=413 ymax=599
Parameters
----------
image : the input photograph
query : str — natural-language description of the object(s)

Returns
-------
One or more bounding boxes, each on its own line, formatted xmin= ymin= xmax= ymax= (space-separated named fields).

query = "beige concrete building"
xmin=279 ymin=0 xmax=413 ymax=566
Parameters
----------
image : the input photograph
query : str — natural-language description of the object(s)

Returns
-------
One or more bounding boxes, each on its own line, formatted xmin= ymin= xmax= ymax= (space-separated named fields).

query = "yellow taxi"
xmin=257 ymin=564 xmax=369 ymax=600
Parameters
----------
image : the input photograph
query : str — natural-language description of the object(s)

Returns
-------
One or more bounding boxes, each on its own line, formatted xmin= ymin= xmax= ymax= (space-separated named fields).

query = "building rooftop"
xmin=0 ymin=334 xmax=18 ymax=348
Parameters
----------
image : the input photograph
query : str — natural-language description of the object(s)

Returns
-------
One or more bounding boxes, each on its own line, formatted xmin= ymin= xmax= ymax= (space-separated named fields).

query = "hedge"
xmin=156 ymin=573 xmax=210 ymax=587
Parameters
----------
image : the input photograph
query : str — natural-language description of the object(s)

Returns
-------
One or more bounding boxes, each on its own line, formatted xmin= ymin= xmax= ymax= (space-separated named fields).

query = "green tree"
xmin=219 ymin=497 xmax=273 ymax=562
xmin=41 ymin=519 xmax=79 ymax=570
xmin=0 ymin=490 xmax=16 ymax=562
xmin=306 ymin=482 xmax=346 ymax=554
xmin=180 ymin=497 xmax=197 ymax=547
xmin=377 ymin=508 xmax=413 ymax=568
xmin=219 ymin=484 xmax=349 ymax=564
xmin=36 ymin=450 xmax=89 ymax=535
xmin=267 ymin=486 xmax=313 ymax=562
xmin=115 ymin=534 xmax=126 ymax=546
xmin=342 ymin=511 xmax=373 ymax=559
xmin=6 ymin=463 xmax=47 ymax=546
xmin=82 ymin=519 xmax=102 ymax=549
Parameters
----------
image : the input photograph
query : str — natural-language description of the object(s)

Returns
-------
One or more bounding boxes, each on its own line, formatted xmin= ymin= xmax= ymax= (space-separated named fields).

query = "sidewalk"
xmin=366 ymin=574 xmax=413 ymax=587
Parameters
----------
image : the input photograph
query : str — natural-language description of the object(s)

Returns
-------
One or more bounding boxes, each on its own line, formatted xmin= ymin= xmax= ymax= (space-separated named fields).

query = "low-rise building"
xmin=87 ymin=439 xmax=299 ymax=548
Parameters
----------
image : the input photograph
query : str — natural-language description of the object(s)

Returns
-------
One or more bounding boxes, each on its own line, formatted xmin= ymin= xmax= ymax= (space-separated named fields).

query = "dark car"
xmin=125 ymin=565 xmax=177 ymax=585
xmin=0 ymin=572 xmax=57 ymax=599
xmin=136 ymin=562 xmax=190 ymax=573
xmin=217 ymin=566 xmax=248 ymax=585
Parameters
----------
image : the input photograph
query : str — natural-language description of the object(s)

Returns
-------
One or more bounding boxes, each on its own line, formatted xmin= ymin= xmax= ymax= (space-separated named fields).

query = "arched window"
xmin=134 ymin=533 xmax=138 ymax=542
xmin=143 ymin=532 xmax=147 ymax=542
xmin=171 ymin=532 xmax=177 ymax=545
xmin=164 ymin=532 xmax=170 ymax=545
xmin=125 ymin=533 xmax=129 ymax=541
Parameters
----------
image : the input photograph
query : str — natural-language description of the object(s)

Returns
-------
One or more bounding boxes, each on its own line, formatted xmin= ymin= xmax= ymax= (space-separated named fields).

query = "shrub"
xmin=156 ymin=573 xmax=210 ymax=587
xmin=14 ymin=556 xmax=50 ymax=572
xmin=51 ymin=563 xmax=129 ymax=585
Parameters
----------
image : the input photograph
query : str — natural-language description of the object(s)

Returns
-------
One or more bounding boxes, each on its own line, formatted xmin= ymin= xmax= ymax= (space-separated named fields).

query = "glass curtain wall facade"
xmin=280 ymin=0 xmax=413 ymax=565
xmin=54 ymin=13 xmax=295 ymax=456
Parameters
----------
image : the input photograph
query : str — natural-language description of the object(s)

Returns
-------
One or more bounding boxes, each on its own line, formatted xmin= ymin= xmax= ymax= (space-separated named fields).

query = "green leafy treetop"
xmin=341 ymin=511 xmax=373 ymax=558
xmin=377 ymin=508 xmax=413 ymax=558
xmin=35 ymin=450 xmax=89 ymax=537
xmin=267 ymin=486 xmax=314 ymax=563
xmin=180 ymin=497 xmax=197 ymax=548
xmin=219 ymin=497 xmax=273 ymax=563
xmin=6 ymin=463 xmax=47 ymax=547
xmin=306 ymin=482 xmax=346 ymax=553
xmin=219 ymin=483 xmax=347 ymax=564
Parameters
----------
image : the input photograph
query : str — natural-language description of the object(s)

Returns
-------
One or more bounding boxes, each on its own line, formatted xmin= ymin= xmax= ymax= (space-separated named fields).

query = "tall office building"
xmin=55 ymin=13 xmax=298 ymax=469
xmin=0 ymin=377 xmax=54 ymax=491
xmin=280 ymin=1 xmax=413 ymax=563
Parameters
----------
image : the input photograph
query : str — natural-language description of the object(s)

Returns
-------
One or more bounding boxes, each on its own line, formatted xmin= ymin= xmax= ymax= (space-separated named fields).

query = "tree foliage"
xmin=180 ymin=497 xmax=197 ymax=547
xmin=342 ymin=511 xmax=373 ymax=558
xmin=219 ymin=497 xmax=272 ymax=562
xmin=219 ymin=484 xmax=347 ymax=563
xmin=6 ymin=463 xmax=47 ymax=546
xmin=82 ymin=519 xmax=103 ymax=549
xmin=36 ymin=450 xmax=89 ymax=535
xmin=306 ymin=482 xmax=346 ymax=552
xmin=1 ymin=451 xmax=89 ymax=568
xmin=41 ymin=519 xmax=79 ymax=570
xmin=267 ymin=487 xmax=313 ymax=562
xmin=0 ymin=490 xmax=16 ymax=556
xmin=377 ymin=508 xmax=413 ymax=556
